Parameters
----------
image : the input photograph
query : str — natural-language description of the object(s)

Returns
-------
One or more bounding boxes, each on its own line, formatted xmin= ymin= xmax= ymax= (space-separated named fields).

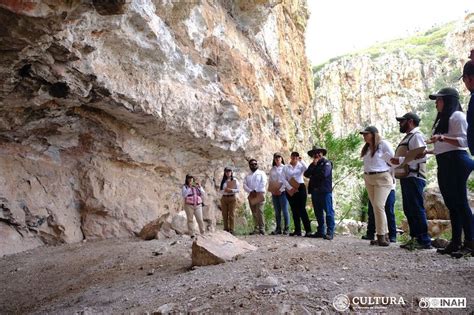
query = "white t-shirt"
xmin=433 ymin=111 xmax=468 ymax=155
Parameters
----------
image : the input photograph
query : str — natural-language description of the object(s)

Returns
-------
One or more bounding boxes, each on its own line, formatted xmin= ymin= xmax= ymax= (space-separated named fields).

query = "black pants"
xmin=287 ymin=183 xmax=311 ymax=233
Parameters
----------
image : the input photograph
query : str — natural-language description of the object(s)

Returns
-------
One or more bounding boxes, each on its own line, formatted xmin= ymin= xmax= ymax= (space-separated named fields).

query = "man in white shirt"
xmin=390 ymin=112 xmax=432 ymax=250
xmin=243 ymin=159 xmax=268 ymax=235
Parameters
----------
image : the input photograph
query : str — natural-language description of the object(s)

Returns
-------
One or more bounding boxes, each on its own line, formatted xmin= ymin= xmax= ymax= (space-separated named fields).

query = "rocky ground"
xmin=0 ymin=233 xmax=472 ymax=314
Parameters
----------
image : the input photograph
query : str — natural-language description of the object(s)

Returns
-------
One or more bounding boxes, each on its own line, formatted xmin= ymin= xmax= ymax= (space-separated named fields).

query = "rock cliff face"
xmin=0 ymin=0 xmax=313 ymax=256
xmin=313 ymin=14 xmax=474 ymax=137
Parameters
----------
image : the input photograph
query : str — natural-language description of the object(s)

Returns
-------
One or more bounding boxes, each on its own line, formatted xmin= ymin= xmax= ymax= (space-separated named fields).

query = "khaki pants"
xmin=221 ymin=195 xmax=236 ymax=232
xmin=184 ymin=204 xmax=205 ymax=236
xmin=364 ymin=172 xmax=393 ymax=235
xmin=250 ymin=201 xmax=265 ymax=232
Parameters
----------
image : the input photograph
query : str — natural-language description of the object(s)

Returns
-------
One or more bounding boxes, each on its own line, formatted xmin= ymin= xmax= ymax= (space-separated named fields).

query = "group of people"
xmin=181 ymin=56 xmax=474 ymax=259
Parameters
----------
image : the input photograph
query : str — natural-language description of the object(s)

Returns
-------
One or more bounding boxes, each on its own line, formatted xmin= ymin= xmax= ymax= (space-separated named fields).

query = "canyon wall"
xmin=0 ymin=0 xmax=313 ymax=256
xmin=313 ymin=13 xmax=474 ymax=137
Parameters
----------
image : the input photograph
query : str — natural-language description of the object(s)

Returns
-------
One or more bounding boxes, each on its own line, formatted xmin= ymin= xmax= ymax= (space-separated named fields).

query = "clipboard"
xmin=248 ymin=192 xmax=265 ymax=206
xmin=396 ymin=146 xmax=426 ymax=168
xmin=289 ymin=177 xmax=300 ymax=189
xmin=267 ymin=180 xmax=281 ymax=194
xmin=226 ymin=180 xmax=237 ymax=190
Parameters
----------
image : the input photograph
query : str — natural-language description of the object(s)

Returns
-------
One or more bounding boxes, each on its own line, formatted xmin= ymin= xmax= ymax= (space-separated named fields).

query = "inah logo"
xmin=333 ymin=294 xmax=350 ymax=311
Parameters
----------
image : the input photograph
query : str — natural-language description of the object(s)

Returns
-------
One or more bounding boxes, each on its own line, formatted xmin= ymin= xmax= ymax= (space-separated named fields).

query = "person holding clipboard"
xmin=219 ymin=167 xmax=239 ymax=235
xmin=243 ymin=159 xmax=267 ymax=235
xmin=283 ymin=152 xmax=312 ymax=237
xmin=390 ymin=112 xmax=431 ymax=250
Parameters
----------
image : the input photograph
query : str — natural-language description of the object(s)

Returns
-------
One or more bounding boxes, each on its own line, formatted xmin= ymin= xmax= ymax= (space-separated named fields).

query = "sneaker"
xmin=270 ymin=229 xmax=282 ymax=235
xmin=437 ymin=242 xmax=461 ymax=255
xmin=450 ymin=241 xmax=473 ymax=258
xmin=304 ymin=232 xmax=313 ymax=238
xmin=282 ymin=228 xmax=290 ymax=235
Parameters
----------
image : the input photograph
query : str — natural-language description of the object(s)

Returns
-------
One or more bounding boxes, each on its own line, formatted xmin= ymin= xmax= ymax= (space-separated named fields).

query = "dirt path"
xmin=0 ymin=234 xmax=472 ymax=314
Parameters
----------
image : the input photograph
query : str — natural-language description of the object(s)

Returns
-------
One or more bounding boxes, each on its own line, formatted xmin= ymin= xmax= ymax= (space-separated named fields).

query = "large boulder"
xmin=424 ymin=188 xmax=450 ymax=220
xmin=191 ymin=231 xmax=257 ymax=266
xmin=138 ymin=213 xmax=170 ymax=240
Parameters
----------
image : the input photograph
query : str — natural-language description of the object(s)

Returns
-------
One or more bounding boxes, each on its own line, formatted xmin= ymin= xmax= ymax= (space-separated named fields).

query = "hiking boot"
xmin=324 ymin=234 xmax=334 ymax=240
xmin=437 ymin=241 xmax=461 ymax=255
xmin=259 ymin=230 xmax=265 ymax=235
xmin=450 ymin=241 xmax=473 ymax=258
xmin=283 ymin=227 xmax=289 ymax=235
xmin=362 ymin=234 xmax=375 ymax=241
xmin=304 ymin=232 xmax=314 ymax=237
xmin=376 ymin=234 xmax=389 ymax=246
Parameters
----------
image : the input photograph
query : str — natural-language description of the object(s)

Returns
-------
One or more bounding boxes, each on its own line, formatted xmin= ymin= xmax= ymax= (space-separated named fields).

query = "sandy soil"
xmin=0 ymin=234 xmax=472 ymax=314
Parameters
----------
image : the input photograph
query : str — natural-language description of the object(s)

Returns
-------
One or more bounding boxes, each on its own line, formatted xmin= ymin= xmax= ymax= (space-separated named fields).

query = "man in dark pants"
xmin=304 ymin=146 xmax=335 ymax=240
xmin=462 ymin=60 xmax=474 ymax=155
xmin=362 ymin=189 xmax=397 ymax=242
xmin=390 ymin=112 xmax=431 ymax=250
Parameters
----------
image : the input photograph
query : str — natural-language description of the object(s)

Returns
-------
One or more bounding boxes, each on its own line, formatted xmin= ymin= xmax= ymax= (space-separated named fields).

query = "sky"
xmin=305 ymin=0 xmax=474 ymax=65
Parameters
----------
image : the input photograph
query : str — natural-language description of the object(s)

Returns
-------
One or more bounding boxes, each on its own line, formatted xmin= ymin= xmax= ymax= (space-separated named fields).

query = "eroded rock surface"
xmin=0 ymin=0 xmax=313 ymax=255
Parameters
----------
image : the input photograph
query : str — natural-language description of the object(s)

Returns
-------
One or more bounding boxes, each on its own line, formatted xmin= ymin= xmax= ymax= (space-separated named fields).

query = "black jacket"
xmin=304 ymin=157 xmax=333 ymax=193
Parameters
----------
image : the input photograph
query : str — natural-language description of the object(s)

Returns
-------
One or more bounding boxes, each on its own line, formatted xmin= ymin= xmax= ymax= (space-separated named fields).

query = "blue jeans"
xmin=367 ymin=190 xmax=396 ymax=240
xmin=436 ymin=150 xmax=474 ymax=243
xmin=271 ymin=192 xmax=290 ymax=230
xmin=311 ymin=192 xmax=335 ymax=235
xmin=400 ymin=177 xmax=431 ymax=245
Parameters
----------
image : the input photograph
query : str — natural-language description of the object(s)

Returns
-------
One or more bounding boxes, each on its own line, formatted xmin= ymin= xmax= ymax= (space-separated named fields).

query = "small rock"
xmin=147 ymin=269 xmax=155 ymax=276
xmin=257 ymin=276 xmax=279 ymax=289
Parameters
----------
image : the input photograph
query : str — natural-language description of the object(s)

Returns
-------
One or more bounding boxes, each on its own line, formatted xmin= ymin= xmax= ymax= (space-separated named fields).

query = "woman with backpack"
xmin=181 ymin=174 xmax=205 ymax=238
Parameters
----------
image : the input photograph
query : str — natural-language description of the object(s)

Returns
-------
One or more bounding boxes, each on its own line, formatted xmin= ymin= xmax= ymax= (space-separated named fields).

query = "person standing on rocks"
xmin=243 ymin=159 xmax=267 ymax=235
xmin=390 ymin=112 xmax=431 ymax=250
xmin=360 ymin=126 xmax=394 ymax=246
xmin=304 ymin=146 xmax=335 ymax=240
xmin=181 ymin=174 xmax=205 ymax=238
xmin=219 ymin=167 xmax=239 ymax=235
xmin=268 ymin=153 xmax=290 ymax=235
xmin=425 ymin=88 xmax=474 ymax=258
xmin=283 ymin=152 xmax=312 ymax=237
xmin=462 ymin=60 xmax=474 ymax=155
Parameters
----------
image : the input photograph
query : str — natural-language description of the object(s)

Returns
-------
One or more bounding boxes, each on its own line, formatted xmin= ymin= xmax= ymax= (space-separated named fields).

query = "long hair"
xmin=184 ymin=174 xmax=193 ymax=187
xmin=432 ymin=95 xmax=463 ymax=135
xmin=360 ymin=132 xmax=382 ymax=157
xmin=220 ymin=170 xmax=233 ymax=190
xmin=272 ymin=155 xmax=285 ymax=167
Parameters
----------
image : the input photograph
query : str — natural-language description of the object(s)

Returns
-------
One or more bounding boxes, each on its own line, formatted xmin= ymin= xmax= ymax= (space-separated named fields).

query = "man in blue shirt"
xmin=462 ymin=60 xmax=474 ymax=154
xmin=304 ymin=146 xmax=335 ymax=240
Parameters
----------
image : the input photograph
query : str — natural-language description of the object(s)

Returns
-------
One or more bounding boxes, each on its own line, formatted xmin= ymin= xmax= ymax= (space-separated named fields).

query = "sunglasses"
xmin=249 ymin=163 xmax=258 ymax=166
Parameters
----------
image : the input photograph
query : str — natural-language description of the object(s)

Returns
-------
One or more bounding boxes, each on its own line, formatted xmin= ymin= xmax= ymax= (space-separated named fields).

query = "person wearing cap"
xmin=461 ymin=60 xmax=474 ymax=155
xmin=282 ymin=152 xmax=312 ymax=237
xmin=390 ymin=112 xmax=431 ymax=250
xmin=219 ymin=167 xmax=240 ymax=235
xmin=181 ymin=174 xmax=205 ymax=238
xmin=268 ymin=153 xmax=290 ymax=235
xmin=304 ymin=146 xmax=335 ymax=240
xmin=426 ymin=87 xmax=474 ymax=258
xmin=243 ymin=159 xmax=267 ymax=235
xmin=360 ymin=126 xmax=394 ymax=246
